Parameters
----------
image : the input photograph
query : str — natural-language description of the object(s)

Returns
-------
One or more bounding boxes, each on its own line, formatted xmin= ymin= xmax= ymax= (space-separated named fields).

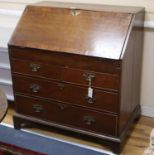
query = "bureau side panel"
xmin=119 ymin=11 xmax=144 ymax=135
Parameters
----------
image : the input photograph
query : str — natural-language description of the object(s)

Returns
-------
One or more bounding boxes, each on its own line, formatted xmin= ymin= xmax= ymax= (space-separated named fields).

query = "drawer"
xmin=9 ymin=47 xmax=121 ymax=74
xmin=10 ymin=59 xmax=62 ymax=80
xmin=13 ymin=75 xmax=119 ymax=113
xmin=11 ymin=59 xmax=119 ymax=91
xmin=15 ymin=95 xmax=117 ymax=136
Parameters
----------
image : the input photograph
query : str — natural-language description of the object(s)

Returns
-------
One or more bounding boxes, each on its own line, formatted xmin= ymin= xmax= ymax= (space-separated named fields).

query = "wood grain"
xmin=119 ymin=10 xmax=145 ymax=134
xmin=11 ymin=58 xmax=120 ymax=91
xmin=9 ymin=6 xmax=133 ymax=59
xmin=9 ymin=47 xmax=121 ymax=74
xmin=15 ymin=95 xmax=117 ymax=136
xmin=13 ymin=76 xmax=119 ymax=113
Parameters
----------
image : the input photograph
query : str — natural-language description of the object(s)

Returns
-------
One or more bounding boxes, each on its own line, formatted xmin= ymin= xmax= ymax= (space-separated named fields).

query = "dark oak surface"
xmin=119 ymin=10 xmax=144 ymax=134
xmin=11 ymin=59 xmax=120 ymax=91
xmin=9 ymin=5 xmax=133 ymax=59
xmin=15 ymin=95 xmax=117 ymax=136
xmin=8 ymin=2 xmax=144 ymax=154
xmin=0 ymin=89 xmax=8 ymax=122
xmin=13 ymin=75 xmax=119 ymax=113
xmin=9 ymin=47 xmax=121 ymax=74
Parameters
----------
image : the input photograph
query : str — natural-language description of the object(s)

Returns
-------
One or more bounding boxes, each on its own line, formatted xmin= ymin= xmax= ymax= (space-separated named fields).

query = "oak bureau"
xmin=8 ymin=1 xmax=144 ymax=154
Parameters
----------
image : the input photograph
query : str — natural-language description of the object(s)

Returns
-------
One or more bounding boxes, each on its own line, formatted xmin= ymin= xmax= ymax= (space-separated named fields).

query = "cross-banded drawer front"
xmin=9 ymin=47 xmax=121 ymax=74
xmin=13 ymin=75 xmax=119 ymax=113
xmin=13 ymin=75 xmax=61 ymax=99
xmin=15 ymin=95 xmax=117 ymax=136
xmin=11 ymin=59 xmax=119 ymax=91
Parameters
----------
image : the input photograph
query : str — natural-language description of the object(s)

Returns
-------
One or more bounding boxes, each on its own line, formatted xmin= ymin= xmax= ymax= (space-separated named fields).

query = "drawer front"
xmin=13 ymin=75 xmax=119 ymax=113
xmin=15 ymin=95 xmax=117 ymax=136
xmin=11 ymin=59 xmax=119 ymax=91
xmin=11 ymin=59 xmax=62 ymax=80
xmin=13 ymin=75 xmax=61 ymax=99
xmin=9 ymin=47 xmax=121 ymax=74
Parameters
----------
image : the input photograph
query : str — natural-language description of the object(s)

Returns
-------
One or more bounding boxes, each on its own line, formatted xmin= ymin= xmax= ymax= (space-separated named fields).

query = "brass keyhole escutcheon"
xmin=32 ymin=104 xmax=43 ymax=113
xmin=30 ymin=84 xmax=40 ymax=93
xmin=58 ymin=83 xmax=65 ymax=90
xmin=71 ymin=9 xmax=81 ymax=16
xmin=83 ymin=116 xmax=96 ymax=125
xmin=30 ymin=63 xmax=40 ymax=72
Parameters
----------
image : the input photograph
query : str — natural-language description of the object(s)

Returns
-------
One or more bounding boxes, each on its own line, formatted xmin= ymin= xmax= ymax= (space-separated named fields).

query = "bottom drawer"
xmin=15 ymin=95 xmax=117 ymax=136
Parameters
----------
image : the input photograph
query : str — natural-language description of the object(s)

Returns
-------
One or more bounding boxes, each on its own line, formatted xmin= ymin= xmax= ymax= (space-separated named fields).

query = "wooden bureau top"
xmin=9 ymin=1 xmax=144 ymax=60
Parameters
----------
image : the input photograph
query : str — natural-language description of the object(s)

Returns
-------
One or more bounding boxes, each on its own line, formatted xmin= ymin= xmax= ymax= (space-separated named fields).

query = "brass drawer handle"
xmin=30 ymin=63 xmax=40 ymax=72
xmin=58 ymin=83 xmax=65 ymax=90
xmin=32 ymin=104 xmax=43 ymax=113
xmin=30 ymin=84 xmax=40 ymax=93
xmin=83 ymin=116 xmax=95 ymax=125
xmin=85 ymin=96 xmax=96 ymax=104
xmin=57 ymin=103 xmax=67 ymax=110
xmin=83 ymin=73 xmax=95 ymax=81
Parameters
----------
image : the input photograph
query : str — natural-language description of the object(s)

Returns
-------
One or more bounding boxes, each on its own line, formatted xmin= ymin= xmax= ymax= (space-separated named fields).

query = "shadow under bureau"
xmin=8 ymin=1 xmax=144 ymax=154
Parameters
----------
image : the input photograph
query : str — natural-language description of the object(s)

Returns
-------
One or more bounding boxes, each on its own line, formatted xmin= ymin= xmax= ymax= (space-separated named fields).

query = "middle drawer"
xmin=13 ymin=75 xmax=119 ymax=113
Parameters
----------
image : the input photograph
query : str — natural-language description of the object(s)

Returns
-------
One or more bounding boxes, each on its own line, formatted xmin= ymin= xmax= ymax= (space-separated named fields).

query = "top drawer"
xmin=9 ymin=46 xmax=121 ymax=74
xmin=11 ymin=59 xmax=119 ymax=91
